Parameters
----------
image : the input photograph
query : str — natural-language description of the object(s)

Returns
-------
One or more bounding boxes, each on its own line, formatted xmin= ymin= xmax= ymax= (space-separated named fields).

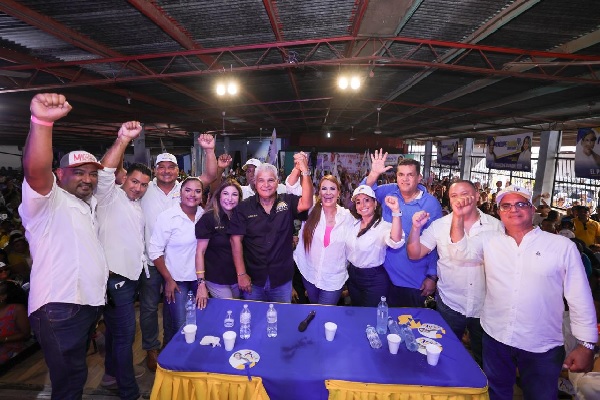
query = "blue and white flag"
xmin=268 ymin=128 xmax=278 ymax=167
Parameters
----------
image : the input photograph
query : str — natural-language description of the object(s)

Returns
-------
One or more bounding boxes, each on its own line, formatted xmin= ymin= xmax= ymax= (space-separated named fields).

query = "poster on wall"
xmin=485 ymin=133 xmax=532 ymax=171
xmin=575 ymin=127 xmax=600 ymax=178
xmin=314 ymin=152 xmax=406 ymax=178
xmin=437 ymin=139 xmax=459 ymax=166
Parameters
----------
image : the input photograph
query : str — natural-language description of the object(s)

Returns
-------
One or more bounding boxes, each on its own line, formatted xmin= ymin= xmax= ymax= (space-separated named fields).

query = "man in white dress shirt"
xmin=407 ymin=180 xmax=503 ymax=366
xmin=449 ymin=185 xmax=598 ymax=400
xmin=19 ymin=93 xmax=107 ymax=399
xmin=139 ymin=134 xmax=217 ymax=371
xmin=96 ymin=121 xmax=151 ymax=398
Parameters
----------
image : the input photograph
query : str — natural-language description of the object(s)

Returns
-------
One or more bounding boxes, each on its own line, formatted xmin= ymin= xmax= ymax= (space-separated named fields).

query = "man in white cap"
xmin=448 ymin=185 xmax=598 ymax=400
xmin=139 ymin=134 xmax=217 ymax=371
xmin=19 ymin=93 xmax=107 ymax=398
xmin=241 ymin=158 xmax=301 ymax=200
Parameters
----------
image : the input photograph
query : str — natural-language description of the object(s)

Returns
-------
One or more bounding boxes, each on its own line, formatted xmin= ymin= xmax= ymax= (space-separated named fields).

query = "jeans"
xmin=435 ymin=294 xmax=483 ymax=366
xmin=139 ymin=264 xmax=170 ymax=350
xmin=387 ymin=284 xmax=427 ymax=308
xmin=483 ymin=331 xmax=565 ymax=400
xmin=347 ymin=264 xmax=390 ymax=307
xmin=301 ymin=277 xmax=342 ymax=305
xmin=164 ymin=280 xmax=198 ymax=345
xmin=29 ymin=303 xmax=102 ymax=400
xmin=242 ymin=278 xmax=292 ymax=303
xmin=104 ymin=274 xmax=140 ymax=400
xmin=206 ymin=281 xmax=240 ymax=299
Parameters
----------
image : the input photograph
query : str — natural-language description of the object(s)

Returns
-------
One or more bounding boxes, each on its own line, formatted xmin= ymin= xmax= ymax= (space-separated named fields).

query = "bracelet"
xmin=195 ymin=270 xmax=205 ymax=274
xmin=391 ymin=211 xmax=402 ymax=217
xmin=237 ymin=272 xmax=247 ymax=277
xmin=31 ymin=115 xmax=54 ymax=127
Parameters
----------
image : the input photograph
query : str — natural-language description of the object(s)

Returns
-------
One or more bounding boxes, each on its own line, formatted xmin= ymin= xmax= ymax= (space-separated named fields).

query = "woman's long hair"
xmin=302 ymin=175 xmax=340 ymax=253
xmin=350 ymin=196 xmax=382 ymax=238
xmin=205 ymin=178 xmax=242 ymax=225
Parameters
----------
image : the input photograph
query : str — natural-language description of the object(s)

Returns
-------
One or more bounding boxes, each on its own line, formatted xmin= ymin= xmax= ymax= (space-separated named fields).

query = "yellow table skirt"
xmin=151 ymin=365 xmax=270 ymax=400
xmin=326 ymin=380 xmax=489 ymax=400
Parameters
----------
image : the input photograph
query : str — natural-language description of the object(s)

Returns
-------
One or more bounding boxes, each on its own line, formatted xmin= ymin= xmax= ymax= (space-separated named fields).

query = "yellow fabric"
xmin=325 ymin=380 xmax=489 ymax=400
xmin=573 ymin=219 xmax=600 ymax=246
xmin=150 ymin=365 xmax=270 ymax=400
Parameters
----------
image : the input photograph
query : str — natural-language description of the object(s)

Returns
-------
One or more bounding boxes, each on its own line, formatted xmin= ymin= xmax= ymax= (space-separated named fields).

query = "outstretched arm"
xmin=295 ymin=152 xmax=314 ymax=212
xmin=101 ymin=121 xmax=142 ymax=168
xmin=198 ymin=134 xmax=217 ymax=185
xmin=365 ymin=149 xmax=392 ymax=186
xmin=24 ymin=93 xmax=73 ymax=195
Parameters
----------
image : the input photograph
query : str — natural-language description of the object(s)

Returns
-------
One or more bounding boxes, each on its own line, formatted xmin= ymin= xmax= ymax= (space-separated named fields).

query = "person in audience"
xmin=448 ymin=185 xmax=597 ymax=400
xmin=139 ymin=134 xmax=216 ymax=371
xmin=541 ymin=218 xmax=558 ymax=234
xmin=96 ymin=122 xmax=150 ymax=396
xmin=407 ymin=180 xmax=503 ymax=366
xmin=532 ymin=203 xmax=550 ymax=227
xmin=0 ymin=281 xmax=30 ymax=364
xmin=294 ymin=175 xmax=353 ymax=305
xmin=19 ymin=93 xmax=107 ymax=398
xmin=345 ymin=185 xmax=404 ymax=307
xmin=574 ymin=206 xmax=600 ymax=249
xmin=363 ymin=150 xmax=442 ymax=307
xmin=148 ymin=177 xmax=206 ymax=345
xmin=559 ymin=217 xmax=576 ymax=239
xmin=229 ymin=154 xmax=313 ymax=302
xmin=195 ymin=177 xmax=242 ymax=302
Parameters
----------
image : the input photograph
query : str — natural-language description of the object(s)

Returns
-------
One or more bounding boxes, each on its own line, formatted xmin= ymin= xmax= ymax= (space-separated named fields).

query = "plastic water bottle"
xmin=185 ymin=291 xmax=196 ymax=326
xmin=365 ymin=325 xmax=382 ymax=349
xmin=400 ymin=322 xmax=418 ymax=352
xmin=266 ymin=304 xmax=277 ymax=338
xmin=224 ymin=310 xmax=234 ymax=328
xmin=387 ymin=317 xmax=401 ymax=335
xmin=240 ymin=304 xmax=251 ymax=339
xmin=376 ymin=296 xmax=388 ymax=334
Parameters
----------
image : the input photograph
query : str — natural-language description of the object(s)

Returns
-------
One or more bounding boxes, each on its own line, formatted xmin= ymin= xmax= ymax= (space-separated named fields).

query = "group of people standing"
xmin=17 ymin=93 xmax=599 ymax=400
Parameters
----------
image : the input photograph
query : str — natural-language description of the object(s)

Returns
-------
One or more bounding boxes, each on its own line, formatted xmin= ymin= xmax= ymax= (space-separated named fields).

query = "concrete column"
xmin=422 ymin=141 xmax=432 ymax=178
xmin=460 ymin=138 xmax=474 ymax=181
xmin=192 ymin=132 xmax=203 ymax=176
xmin=133 ymin=125 xmax=149 ymax=166
xmin=533 ymin=130 xmax=561 ymax=205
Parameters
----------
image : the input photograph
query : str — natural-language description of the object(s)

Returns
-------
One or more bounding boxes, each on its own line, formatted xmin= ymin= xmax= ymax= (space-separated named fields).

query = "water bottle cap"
xmin=243 ymin=304 xmax=248 ymax=309
xmin=381 ymin=296 xmax=386 ymax=301
xmin=269 ymin=303 xmax=274 ymax=308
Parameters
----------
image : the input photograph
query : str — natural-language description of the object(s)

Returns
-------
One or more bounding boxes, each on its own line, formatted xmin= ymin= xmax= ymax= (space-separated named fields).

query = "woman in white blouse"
xmin=148 ymin=177 xmax=206 ymax=344
xmin=294 ymin=175 xmax=353 ymax=305
xmin=345 ymin=185 xmax=404 ymax=307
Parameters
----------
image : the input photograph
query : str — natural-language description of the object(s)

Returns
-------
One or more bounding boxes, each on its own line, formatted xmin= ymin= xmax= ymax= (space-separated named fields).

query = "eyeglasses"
xmin=498 ymin=202 xmax=532 ymax=212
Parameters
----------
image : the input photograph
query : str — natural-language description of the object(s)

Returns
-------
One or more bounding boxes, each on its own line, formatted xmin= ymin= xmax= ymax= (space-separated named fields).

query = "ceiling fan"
xmin=204 ymin=111 xmax=247 ymax=136
xmin=374 ymin=107 xmax=382 ymax=135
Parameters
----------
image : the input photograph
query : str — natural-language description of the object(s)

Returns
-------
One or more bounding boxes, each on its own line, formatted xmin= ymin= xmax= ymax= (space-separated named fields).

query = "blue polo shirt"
xmin=362 ymin=181 xmax=442 ymax=289
xmin=228 ymin=193 xmax=307 ymax=288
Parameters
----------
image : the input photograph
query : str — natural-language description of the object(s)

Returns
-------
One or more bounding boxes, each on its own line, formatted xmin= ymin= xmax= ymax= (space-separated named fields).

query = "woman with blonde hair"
xmin=294 ymin=175 xmax=353 ymax=305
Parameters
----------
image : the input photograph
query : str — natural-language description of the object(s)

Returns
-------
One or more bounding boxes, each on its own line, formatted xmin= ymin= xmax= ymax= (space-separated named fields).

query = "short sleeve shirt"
xmin=195 ymin=210 xmax=237 ymax=285
xmin=228 ymin=194 xmax=307 ymax=287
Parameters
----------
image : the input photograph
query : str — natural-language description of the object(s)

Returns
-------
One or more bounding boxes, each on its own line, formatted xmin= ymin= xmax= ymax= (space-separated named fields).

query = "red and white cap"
xmin=59 ymin=151 xmax=103 ymax=169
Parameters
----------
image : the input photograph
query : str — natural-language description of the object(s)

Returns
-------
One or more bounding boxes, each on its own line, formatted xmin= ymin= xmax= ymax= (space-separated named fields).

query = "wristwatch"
xmin=391 ymin=211 xmax=402 ymax=217
xmin=578 ymin=340 xmax=596 ymax=351
xmin=301 ymin=170 xmax=311 ymax=176
xmin=197 ymin=277 xmax=206 ymax=285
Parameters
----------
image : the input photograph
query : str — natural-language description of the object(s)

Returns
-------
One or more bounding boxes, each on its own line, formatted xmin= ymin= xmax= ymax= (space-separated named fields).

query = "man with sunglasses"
xmin=448 ymin=185 xmax=597 ymax=400
xmin=573 ymin=205 xmax=600 ymax=249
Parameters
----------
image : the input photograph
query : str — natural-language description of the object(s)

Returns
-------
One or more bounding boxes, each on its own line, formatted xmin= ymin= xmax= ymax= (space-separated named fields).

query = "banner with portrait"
xmin=575 ymin=127 xmax=600 ymax=178
xmin=315 ymin=152 xmax=406 ymax=176
xmin=437 ymin=139 xmax=459 ymax=166
xmin=485 ymin=133 xmax=532 ymax=171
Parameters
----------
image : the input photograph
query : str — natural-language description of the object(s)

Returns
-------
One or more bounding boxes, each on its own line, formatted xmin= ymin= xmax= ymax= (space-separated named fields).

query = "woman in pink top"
xmin=293 ymin=175 xmax=353 ymax=305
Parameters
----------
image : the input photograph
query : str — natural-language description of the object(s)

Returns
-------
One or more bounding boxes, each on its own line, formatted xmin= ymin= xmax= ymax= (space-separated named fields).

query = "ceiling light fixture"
xmin=327 ymin=132 xmax=331 ymax=138
xmin=338 ymin=74 xmax=361 ymax=91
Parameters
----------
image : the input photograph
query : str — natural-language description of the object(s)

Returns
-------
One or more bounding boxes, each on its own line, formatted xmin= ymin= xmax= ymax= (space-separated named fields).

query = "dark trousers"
xmin=483 ymin=331 xmax=565 ymax=400
xmin=29 ymin=303 xmax=103 ymax=400
xmin=387 ymin=284 xmax=427 ymax=308
xmin=104 ymin=274 xmax=140 ymax=400
xmin=347 ymin=264 xmax=390 ymax=307
xmin=435 ymin=294 xmax=483 ymax=366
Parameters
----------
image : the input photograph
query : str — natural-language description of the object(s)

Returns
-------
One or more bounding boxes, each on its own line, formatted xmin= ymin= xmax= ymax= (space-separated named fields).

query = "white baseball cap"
xmin=59 ymin=151 xmax=103 ymax=169
xmin=243 ymin=158 xmax=261 ymax=171
xmin=155 ymin=153 xmax=178 ymax=166
xmin=352 ymin=185 xmax=376 ymax=202
xmin=496 ymin=185 xmax=532 ymax=204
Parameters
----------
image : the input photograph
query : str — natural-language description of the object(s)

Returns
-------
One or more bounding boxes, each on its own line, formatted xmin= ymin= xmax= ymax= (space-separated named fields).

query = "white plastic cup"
xmin=223 ymin=330 xmax=237 ymax=351
xmin=387 ymin=334 xmax=401 ymax=354
xmin=426 ymin=343 xmax=442 ymax=366
xmin=183 ymin=324 xmax=197 ymax=344
xmin=324 ymin=322 xmax=337 ymax=341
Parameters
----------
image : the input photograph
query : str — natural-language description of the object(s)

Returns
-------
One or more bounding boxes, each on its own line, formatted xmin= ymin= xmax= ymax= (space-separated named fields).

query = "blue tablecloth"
xmin=158 ymin=298 xmax=487 ymax=400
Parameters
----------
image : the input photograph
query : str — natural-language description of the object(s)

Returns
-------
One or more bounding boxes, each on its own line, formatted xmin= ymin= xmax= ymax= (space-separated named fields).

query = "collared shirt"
xmin=573 ymin=218 xmax=600 ymax=247
xmin=19 ymin=177 xmax=108 ymax=315
xmin=346 ymin=218 xmax=405 ymax=268
xmin=96 ymin=168 xmax=146 ymax=280
xmin=449 ymin=227 xmax=598 ymax=352
xmin=241 ymin=179 xmax=300 ymax=200
xmin=293 ymin=205 xmax=354 ymax=291
xmin=228 ymin=193 xmax=307 ymax=287
xmin=195 ymin=210 xmax=237 ymax=285
xmin=148 ymin=204 xmax=204 ymax=282
xmin=420 ymin=211 xmax=503 ymax=318
xmin=362 ymin=181 xmax=443 ymax=289
xmin=140 ymin=179 xmax=181 ymax=266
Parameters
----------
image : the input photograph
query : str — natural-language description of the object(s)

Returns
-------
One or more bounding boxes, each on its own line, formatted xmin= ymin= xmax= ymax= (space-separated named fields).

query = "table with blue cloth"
xmin=151 ymin=298 xmax=488 ymax=400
